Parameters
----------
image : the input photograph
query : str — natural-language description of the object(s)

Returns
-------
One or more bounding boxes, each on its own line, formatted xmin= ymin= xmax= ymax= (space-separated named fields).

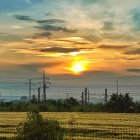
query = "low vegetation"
xmin=0 ymin=93 xmax=140 ymax=139
xmin=0 ymin=93 xmax=140 ymax=113
xmin=16 ymin=108 xmax=64 ymax=140
xmin=0 ymin=112 xmax=140 ymax=139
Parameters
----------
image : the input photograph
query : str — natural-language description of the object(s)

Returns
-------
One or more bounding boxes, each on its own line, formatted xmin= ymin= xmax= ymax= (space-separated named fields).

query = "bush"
xmin=16 ymin=108 xmax=64 ymax=140
xmin=106 ymin=93 xmax=134 ymax=112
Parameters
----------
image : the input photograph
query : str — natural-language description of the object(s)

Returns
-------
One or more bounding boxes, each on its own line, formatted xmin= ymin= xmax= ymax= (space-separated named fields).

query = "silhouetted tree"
xmin=107 ymin=93 xmax=134 ymax=112
xmin=16 ymin=108 xmax=64 ymax=140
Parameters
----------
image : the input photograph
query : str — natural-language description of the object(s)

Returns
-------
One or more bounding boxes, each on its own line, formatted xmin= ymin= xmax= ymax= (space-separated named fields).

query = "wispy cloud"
xmin=12 ymin=25 xmax=24 ymax=29
xmin=36 ymin=19 xmax=65 ymax=24
xmin=14 ymin=14 xmax=34 ymax=21
xmin=1 ymin=0 xmax=140 ymax=76
xmin=124 ymin=48 xmax=140 ymax=55
xmin=98 ymin=44 xmax=130 ymax=50
xmin=127 ymin=69 xmax=140 ymax=73
xmin=35 ymin=24 xmax=77 ymax=33
xmin=33 ymin=32 xmax=52 ymax=38
xmin=39 ymin=46 xmax=80 ymax=53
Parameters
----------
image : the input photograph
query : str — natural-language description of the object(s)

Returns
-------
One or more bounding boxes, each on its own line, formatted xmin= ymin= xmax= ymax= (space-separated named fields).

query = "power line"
xmin=25 ymin=79 xmax=32 ymax=101
xmin=49 ymin=85 xmax=140 ymax=88
xmin=0 ymin=76 xmax=140 ymax=81
xmin=0 ymin=82 xmax=140 ymax=87
xmin=1 ymin=84 xmax=140 ymax=88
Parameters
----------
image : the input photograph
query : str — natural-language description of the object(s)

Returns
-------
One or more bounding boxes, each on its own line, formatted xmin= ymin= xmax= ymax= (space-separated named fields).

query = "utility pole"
xmin=29 ymin=79 xmax=32 ymax=101
xmin=116 ymin=80 xmax=119 ymax=95
xmin=26 ymin=79 xmax=38 ymax=102
xmin=43 ymin=70 xmax=46 ymax=101
xmin=38 ymin=87 xmax=41 ymax=102
xmin=42 ymin=70 xmax=50 ymax=101
xmin=85 ymin=87 xmax=88 ymax=107
xmin=11 ymin=92 xmax=13 ymax=102
xmin=81 ymin=92 xmax=84 ymax=107
xmin=105 ymin=88 xmax=108 ymax=103
xmin=66 ymin=93 xmax=69 ymax=99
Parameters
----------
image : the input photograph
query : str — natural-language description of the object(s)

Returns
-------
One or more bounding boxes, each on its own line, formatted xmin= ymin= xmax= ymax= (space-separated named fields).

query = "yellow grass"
xmin=0 ymin=112 xmax=140 ymax=139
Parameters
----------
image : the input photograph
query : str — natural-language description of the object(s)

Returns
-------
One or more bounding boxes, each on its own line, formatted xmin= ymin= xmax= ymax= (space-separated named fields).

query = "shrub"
xmin=16 ymin=108 xmax=64 ymax=140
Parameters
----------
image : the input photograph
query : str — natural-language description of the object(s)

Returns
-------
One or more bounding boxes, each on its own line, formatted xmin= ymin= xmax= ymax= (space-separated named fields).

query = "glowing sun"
xmin=71 ymin=63 xmax=85 ymax=74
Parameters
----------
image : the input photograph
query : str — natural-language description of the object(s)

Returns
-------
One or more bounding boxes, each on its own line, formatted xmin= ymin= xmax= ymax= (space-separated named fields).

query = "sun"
xmin=71 ymin=63 xmax=85 ymax=74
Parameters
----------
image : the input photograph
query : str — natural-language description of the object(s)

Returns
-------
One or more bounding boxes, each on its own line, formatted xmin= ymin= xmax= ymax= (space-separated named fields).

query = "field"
xmin=0 ymin=112 xmax=140 ymax=140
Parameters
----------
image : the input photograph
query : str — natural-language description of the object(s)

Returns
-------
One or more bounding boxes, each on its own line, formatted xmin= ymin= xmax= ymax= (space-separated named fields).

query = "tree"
xmin=107 ymin=93 xmax=134 ymax=112
xmin=16 ymin=108 xmax=64 ymax=140
xmin=65 ymin=97 xmax=79 ymax=106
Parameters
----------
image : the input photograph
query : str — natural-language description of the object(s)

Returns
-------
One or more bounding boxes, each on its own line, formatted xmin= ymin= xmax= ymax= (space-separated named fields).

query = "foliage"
xmin=0 ymin=93 xmax=139 ymax=112
xmin=106 ymin=93 xmax=134 ymax=112
xmin=16 ymin=108 xmax=64 ymax=140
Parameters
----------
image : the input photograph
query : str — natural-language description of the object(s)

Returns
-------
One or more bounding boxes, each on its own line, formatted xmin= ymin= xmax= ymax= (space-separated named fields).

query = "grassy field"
xmin=0 ymin=112 xmax=140 ymax=139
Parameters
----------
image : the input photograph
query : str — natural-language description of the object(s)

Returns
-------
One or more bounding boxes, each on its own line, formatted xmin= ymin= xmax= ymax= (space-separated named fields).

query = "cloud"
xmin=36 ymin=19 xmax=65 ymax=24
xmin=14 ymin=15 xmax=65 ymax=25
xmin=102 ymin=21 xmax=114 ymax=30
xmin=14 ymin=14 xmax=34 ymax=21
xmin=13 ymin=36 xmax=96 ymax=57
xmin=33 ymin=32 xmax=52 ymax=38
xmin=0 ymin=33 xmax=5 ymax=36
xmin=56 ymin=37 xmax=93 ymax=45
xmin=0 ymin=61 xmax=63 ymax=76
xmin=124 ymin=57 xmax=140 ymax=60
xmin=12 ymin=41 xmax=90 ymax=57
xmin=13 ymin=13 xmax=76 ymax=39
xmin=3 ymin=0 xmax=140 ymax=42
xmin=18 ymin=62 xmax=62 ymax=70
xmin=75 ymin=69 xmax=118 ymax=78
xmin=56 ymin=0 xmax=140 ymax=41
xmin=35 ymin=24 xmax=77 ymax=33
xmin=13 ymin=61 xmax=69 ymax=75
xmin=98 ymin=44 xmax=130 ymax=49
xmin=1 ymin=0 xmax=140 ymax=77
xmin=12 ymin=25 xmax=24 ymax=29
xmin=34 ymin=18 xmax=76 ymax=36
xmin=39 ymin=46 xmax=80 ymax=53
xmin=124 ymin=48 xmax=140 ymax=55
xmin=45 ymin=12 xmax=55 ymax=16
xmin=133 ymin=10 xmax=140 ymax=30
xmin=127 ymin=69 xmax=140 ymax=73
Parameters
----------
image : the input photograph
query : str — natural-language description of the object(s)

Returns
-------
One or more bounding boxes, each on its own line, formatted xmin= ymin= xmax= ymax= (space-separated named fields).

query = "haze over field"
xmin=0 ymin=0 xmax=140 ymax=100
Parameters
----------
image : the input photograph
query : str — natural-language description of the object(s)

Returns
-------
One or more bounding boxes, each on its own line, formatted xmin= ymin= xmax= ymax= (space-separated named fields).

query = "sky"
xmin=0 ymin=0 xmax=140 ymax=100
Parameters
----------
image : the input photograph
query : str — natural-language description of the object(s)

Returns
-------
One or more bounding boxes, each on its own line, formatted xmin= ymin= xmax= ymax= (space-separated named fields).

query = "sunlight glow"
xmin=71 ymin=63 xmax=85 ymax=74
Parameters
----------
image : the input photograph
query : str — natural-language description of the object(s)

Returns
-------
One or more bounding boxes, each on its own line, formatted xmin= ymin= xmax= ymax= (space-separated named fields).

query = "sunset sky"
xmin=0 ymin=0 xmax=140 ymax=100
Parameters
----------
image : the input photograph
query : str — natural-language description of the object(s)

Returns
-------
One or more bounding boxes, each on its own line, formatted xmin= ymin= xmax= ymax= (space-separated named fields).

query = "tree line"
xmin=0 ymin=93 xmax=140 ymax=113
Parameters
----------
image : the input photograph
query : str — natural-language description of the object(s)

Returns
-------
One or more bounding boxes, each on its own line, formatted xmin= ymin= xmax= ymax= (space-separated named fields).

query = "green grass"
xmin=0 ymin=112 xmax=140 ymax=139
